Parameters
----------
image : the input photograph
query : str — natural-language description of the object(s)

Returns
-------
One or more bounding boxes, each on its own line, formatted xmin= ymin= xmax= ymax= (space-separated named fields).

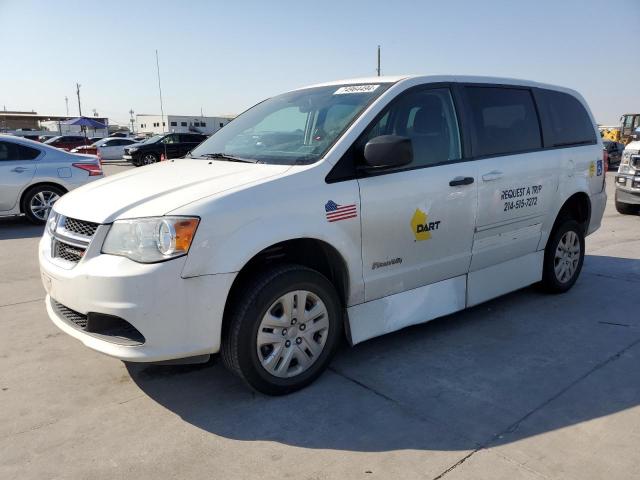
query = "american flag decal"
xmin=325 ymin=200 xmax=357 ymax=222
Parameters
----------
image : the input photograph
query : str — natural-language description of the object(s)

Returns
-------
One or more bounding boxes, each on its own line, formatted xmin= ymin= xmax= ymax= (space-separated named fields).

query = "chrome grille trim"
xmin=62 ymin=217 xmax=99 ymax=238
xmin=51 ymin=216 xmax=100 ymax=266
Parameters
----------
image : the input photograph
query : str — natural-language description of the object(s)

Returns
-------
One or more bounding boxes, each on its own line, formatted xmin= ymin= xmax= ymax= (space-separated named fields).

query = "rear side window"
xmin=538 ymin=89 xmax=596 ymax=147
xmin=0 ymin=141 xmax=40 ymax=160
xmin=17 ymin=144 xmax=40 ymax=160
xmin=465 ymin=87 xmax=541 ymax=157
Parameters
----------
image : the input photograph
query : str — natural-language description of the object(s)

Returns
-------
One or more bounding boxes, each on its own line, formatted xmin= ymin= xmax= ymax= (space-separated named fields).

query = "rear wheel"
xmin=21 ymin=185 xmax=64 ymax=224
xmin=222 ymin=264 xmax=343 ymax=395
xmin=541 ymin=219 xmax=585 ymax=293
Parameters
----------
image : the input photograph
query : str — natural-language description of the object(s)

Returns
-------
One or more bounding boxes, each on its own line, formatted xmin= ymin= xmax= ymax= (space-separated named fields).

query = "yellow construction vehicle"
xmin=600 ymin=125 xmax=621 ymax=142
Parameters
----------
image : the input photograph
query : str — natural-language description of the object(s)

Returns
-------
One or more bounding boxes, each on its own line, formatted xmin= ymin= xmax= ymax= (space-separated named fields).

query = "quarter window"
xmin=538 ymin=89 xmax=596 ymax=147
xmin=465 ymin=87 xmax=541 ymax=156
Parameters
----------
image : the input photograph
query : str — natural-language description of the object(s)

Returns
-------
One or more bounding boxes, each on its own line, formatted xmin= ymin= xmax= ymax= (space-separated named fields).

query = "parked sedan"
xmin=123 ymin=133 xmax=207 ymax=166
xmin=0 ymin=135 xmax=103 ymax=224
xmin=71 ymin=137 xmax=138 ymax=160
xmin=43 ymin=135 xmax=92 ymax=151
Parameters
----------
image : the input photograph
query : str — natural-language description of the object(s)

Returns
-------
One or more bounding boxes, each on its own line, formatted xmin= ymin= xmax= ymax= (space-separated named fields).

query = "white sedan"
xmin=71 ymin=138 xmax=139 ymax=160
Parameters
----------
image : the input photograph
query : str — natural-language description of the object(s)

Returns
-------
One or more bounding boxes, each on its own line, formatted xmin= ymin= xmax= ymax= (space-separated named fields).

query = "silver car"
xmin=0 ymin=135 xmax=103 ymax=224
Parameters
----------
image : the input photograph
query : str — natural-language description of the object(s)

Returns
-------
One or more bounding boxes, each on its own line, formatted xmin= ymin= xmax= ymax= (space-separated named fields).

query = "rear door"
xmin=178 ymin=134 xmax=204 ymax=156
xmin=357 ymin=85 xmax=478 ymax=301
xmin=98 ymin=139 xmax=118 ymax=159
xmin=462 ymin=85 xmax=558 ymax=271
xmin=0 ymin=141 xmax=40 ymax=211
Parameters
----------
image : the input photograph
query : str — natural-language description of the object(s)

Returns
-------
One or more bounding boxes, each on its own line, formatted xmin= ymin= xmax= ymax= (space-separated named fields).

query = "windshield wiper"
xmin=197 ymin=153 xmax=257 ymax=163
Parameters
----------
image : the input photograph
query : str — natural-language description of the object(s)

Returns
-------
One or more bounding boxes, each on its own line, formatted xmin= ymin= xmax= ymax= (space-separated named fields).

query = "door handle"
xmin=482 ymin=170 xmax=503 ymax=181
xmin=449 ymin=176 xmax=475 ymax=186
xmin=11 ymin=167 xmax=28 ymax=173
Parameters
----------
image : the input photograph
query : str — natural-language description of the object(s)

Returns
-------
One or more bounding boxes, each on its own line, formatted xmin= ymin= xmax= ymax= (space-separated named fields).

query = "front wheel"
xmin=140 ymin=153 xmax=158 ymax=166
xmin=221 ymin=265 xmax=343 ymax=395
xmin=541 ymin=219 xmax=585 ymax=293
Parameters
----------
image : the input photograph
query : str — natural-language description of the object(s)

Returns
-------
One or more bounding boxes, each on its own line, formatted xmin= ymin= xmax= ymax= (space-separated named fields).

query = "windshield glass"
xmin=141 ymin=135 xmax=163 ymax=145
xmin=44 ymin=136 xmax=61 ymax=144
xmin=190 ymin=83 xmax=390 ymax=164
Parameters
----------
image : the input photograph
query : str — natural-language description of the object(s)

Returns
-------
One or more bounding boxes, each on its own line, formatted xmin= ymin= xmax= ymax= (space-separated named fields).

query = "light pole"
xmin=75 ymin=83 xmax=82 ymax=116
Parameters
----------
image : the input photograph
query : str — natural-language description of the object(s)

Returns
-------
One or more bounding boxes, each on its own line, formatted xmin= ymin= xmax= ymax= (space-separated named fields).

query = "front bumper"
xmin=39 ymin=231 xmax=236 ymax=362
xmin=615 ymin=173 xmax=640 ymax=205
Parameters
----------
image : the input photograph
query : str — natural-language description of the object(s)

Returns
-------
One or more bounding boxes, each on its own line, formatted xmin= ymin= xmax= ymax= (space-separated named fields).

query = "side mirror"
xmin=363 ymin=135 xmax=413 ymax=169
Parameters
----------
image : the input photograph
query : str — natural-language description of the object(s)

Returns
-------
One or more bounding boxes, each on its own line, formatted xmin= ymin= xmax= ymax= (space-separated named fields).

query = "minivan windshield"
xmin=190 ymin=83 xmax=390 ymax=165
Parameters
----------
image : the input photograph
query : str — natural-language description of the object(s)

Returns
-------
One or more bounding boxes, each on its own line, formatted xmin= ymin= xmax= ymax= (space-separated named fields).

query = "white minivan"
xmin=39 ymin=75 xmax=606 ymax=394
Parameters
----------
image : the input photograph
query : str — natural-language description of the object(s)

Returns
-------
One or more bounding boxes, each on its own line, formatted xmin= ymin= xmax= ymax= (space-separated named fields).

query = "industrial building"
xmin=136 ymin=114 xmax=234 ymax=135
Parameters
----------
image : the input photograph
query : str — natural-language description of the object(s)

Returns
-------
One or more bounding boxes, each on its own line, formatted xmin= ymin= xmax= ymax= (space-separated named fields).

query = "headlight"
xmin=128 ymin=147 xmax=138 ymax=153
xmin=102 ymin=216 xmax=199 ymax=263
xmin=46 ymin=211 xmax=59 ymax=236
xmin=621 ymin=151 xmax=631 ymax=166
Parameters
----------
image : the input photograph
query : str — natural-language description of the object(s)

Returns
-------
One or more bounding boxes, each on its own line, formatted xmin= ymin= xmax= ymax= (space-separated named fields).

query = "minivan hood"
xmin=53 ymin=159 xmax=291 ymax=223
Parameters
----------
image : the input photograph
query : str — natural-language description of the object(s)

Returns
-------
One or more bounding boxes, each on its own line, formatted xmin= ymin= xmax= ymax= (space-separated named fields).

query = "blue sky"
xmin=1 ymin=0 xmax=638 ymax=125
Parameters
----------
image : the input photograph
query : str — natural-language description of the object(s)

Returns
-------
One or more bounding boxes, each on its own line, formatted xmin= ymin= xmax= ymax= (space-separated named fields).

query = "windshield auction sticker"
xmin=501 ymin=184 xmax=542 ymax=211
xmin=334 ymin=85 xmax=380 ymax=95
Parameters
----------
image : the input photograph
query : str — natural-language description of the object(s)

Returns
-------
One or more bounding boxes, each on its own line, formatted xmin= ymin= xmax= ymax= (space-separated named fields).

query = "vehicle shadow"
xmin=0 ymin=216 xmax=43 ymax=240
xmin=126 ymin=254 xmax=640 ymax=452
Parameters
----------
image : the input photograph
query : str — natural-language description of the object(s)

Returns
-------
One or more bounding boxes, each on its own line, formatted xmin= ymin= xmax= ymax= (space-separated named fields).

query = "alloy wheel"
xmin=30 ymin=191 xmax=60 ymax=221
xmin=142 ymin=154 xmax=156 ymax=165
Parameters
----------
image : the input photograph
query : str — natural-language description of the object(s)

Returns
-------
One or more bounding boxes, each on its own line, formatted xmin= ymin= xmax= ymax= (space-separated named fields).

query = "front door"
xmin=160 ymin=134 xmax=181 ymax=158
xmin=357 ymin=86 xmax=478 ymax=301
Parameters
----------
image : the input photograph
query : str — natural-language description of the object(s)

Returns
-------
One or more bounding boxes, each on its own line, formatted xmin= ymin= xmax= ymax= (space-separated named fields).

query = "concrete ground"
xmin=1 ymin=167 xmax=639 ymax=479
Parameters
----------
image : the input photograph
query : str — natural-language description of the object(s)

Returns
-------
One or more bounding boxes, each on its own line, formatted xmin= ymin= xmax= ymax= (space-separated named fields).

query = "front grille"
xmin=51 ymin=215 xmax=99 ymax=266
xmin=52 ymin=300 xmax=88 ymax=329
xmin=53 ymin=241 xmax=86 ymax=263
xmin=62 ymin=217 xmax=99 ymax=238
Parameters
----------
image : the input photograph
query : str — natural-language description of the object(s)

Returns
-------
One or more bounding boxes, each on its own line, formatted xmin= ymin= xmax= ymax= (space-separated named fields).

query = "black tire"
xmin=541 ymin=219 xmax=585 ymax=293
xmin=222 ymin=264 xmax=343 ymax=395
xmin=615 ymin=191 xmax=639 ymax=215
xmin=21 ymin=185 xmax=65 ymax=225
xmin=139 ymin=152 xmax=158 ymax=166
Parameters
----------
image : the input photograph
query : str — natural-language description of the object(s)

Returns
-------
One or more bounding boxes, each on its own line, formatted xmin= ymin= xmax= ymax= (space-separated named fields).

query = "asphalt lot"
xmin=1 ymin=166 xmax=639 ymax=479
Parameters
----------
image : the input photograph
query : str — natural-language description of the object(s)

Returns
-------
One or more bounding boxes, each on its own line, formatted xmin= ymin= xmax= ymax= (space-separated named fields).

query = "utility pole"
xmin=64 ymin=96 xmax=69 ymax=116
xmin=376 ymin=45 xmax=381 ymax=77
xmin=75 ymin=83 xmax=82 ymax=116
xmin=155 ymin=50 xmax=165 ymax=134
xmin=129 ymin=109 xmax=135 ymax=134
